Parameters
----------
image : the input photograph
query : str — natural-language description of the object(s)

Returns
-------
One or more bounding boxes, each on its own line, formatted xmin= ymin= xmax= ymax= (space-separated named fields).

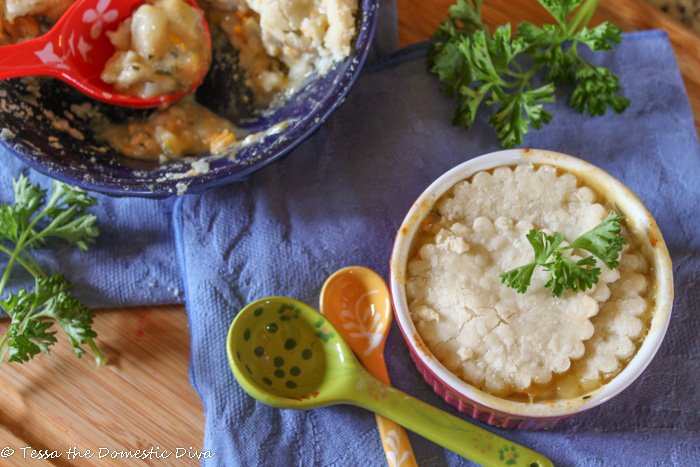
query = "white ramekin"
xmin=389 ymin=148 xmax=674 ymax=429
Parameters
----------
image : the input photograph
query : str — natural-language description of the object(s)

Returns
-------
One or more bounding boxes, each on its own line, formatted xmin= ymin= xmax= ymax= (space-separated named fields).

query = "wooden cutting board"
xmin=1 ymin=1 xmax=698 ymax=465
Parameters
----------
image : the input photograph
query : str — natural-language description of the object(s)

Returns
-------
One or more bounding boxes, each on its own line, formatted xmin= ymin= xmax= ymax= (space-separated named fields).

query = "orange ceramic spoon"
xmin=320 ymin=266 xmax=418 ymax=467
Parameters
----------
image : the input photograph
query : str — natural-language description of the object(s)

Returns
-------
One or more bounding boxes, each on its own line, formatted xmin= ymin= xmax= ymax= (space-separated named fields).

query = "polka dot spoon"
xmin=320 ymin=266 xmax=417 ymax=467
xmin=0 ymin=0 xmax=210 ymax=108
xmin=226 ymin=297 xmax=553 ymax=467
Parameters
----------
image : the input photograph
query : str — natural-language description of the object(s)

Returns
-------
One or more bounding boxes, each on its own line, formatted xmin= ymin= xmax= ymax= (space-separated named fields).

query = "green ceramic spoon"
xmin=226 ymin=297 xmax=553 ymax=467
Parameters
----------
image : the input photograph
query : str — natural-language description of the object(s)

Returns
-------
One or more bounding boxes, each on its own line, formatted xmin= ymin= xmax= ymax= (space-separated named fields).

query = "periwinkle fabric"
xmin=174 ymin=31 xmax=700 ymax=466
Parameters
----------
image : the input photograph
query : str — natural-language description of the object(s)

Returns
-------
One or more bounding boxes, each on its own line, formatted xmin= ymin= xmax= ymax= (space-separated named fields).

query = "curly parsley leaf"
xmin=545 ymin=253 xmax=600 ymax=297
xmin=499 ymin=230 xmax=564 ymax=293
xmin=488 ymin=82 xmax=555 ymax=148
xmin=428 ymin=0 xmax=629 ymax=148
xmin=0 ymin=177 xmax=45 ymax=244
xmin=432 ymin=39 xmax=474 ymax=94
xmin=565 ymin=211 xmax=626 ymax=268
xmin=2 ymin=288 xmax=58 ymax=363
xmin=575 ymin=22 xmax=624 ymax=52
xmin=432 ymin=0 xmax=486 ymax=41
xmin=570 ymin=63 xmax=630 ymax=116
xmin=0 ymin=175 xmax=103 ymax=366
xmin=538 ymin=0 xmax=584 ymax=26
xmin=36 ymin=181 xmax=99 ymax=252
xmin=500 ymin=212 xmax=625 ymax=297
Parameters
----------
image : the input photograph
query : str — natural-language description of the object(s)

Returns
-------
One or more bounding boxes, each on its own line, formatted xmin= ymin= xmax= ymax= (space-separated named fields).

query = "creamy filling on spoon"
xmin=101 ymin=0 xmax=212 ymax=99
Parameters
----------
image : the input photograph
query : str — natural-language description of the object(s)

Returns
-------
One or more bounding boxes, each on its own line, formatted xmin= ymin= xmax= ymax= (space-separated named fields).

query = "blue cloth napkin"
xmin=0 ymin=155 xmax=184 ymax=309
xmin=174 ymin=30 xmax=700 ymax=466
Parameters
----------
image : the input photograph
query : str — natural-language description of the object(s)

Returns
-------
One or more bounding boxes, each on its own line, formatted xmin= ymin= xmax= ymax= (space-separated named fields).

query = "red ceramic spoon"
xmin=0 ymin=0 xmax=211 ymax=108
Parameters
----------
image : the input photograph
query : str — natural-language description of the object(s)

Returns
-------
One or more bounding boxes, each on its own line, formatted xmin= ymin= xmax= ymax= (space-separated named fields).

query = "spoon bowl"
xmin=228 ymin=296 xmax=356 ymax=409
xmin=229 ymin=297 xmax=340 ymax=408
xmin=0 ymin=0 xmax=210 ymax=108
xmin=320 ymin=266 xmax=391 ymax=362
xmin=227 ymin=297 xmax=554 ymax=467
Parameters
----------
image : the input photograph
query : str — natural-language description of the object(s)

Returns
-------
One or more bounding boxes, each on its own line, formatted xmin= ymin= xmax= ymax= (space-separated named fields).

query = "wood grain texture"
xmin=1 ymin=1 xmax=699 ymax=465
xmin=0 ymin=306 xmax=203 ymax=466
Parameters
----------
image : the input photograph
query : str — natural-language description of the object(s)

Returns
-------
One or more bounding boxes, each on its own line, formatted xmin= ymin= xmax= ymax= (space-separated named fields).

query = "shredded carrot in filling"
xmin=207 ymin=129 xmax=238 ymax=154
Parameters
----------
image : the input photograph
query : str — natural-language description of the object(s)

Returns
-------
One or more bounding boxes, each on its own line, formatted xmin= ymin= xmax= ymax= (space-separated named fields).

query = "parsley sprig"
xmin=428 ymin=0 xmax=630 ymax=148
xmin=500 ymin=212 xmax=625 ymax=297
xmin=0 ymin=175 xmax=104 ymax=365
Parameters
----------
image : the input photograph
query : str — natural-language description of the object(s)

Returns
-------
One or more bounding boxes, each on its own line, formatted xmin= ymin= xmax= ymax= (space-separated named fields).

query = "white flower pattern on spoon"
xmin=340 ymin=290 xmax=390 ymax=357
xmin=82 ymin=0 xmax=118 ymax=39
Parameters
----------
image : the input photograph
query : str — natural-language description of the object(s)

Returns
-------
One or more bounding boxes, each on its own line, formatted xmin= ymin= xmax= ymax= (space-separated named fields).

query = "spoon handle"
xmin=367 ymin=363 xmax=419 ymax=467
xmin=374 ymin=413 xmax=418 ymax=467
xmin=0 ymin=35 xmax=65 ymax=81
xmin=353 ymin=373 xmax=553 ymax=467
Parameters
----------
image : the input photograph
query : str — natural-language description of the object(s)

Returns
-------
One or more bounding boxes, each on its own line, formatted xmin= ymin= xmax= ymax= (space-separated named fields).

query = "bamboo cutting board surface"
xmin=1 ymin=1 xmax=699 ymax=465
